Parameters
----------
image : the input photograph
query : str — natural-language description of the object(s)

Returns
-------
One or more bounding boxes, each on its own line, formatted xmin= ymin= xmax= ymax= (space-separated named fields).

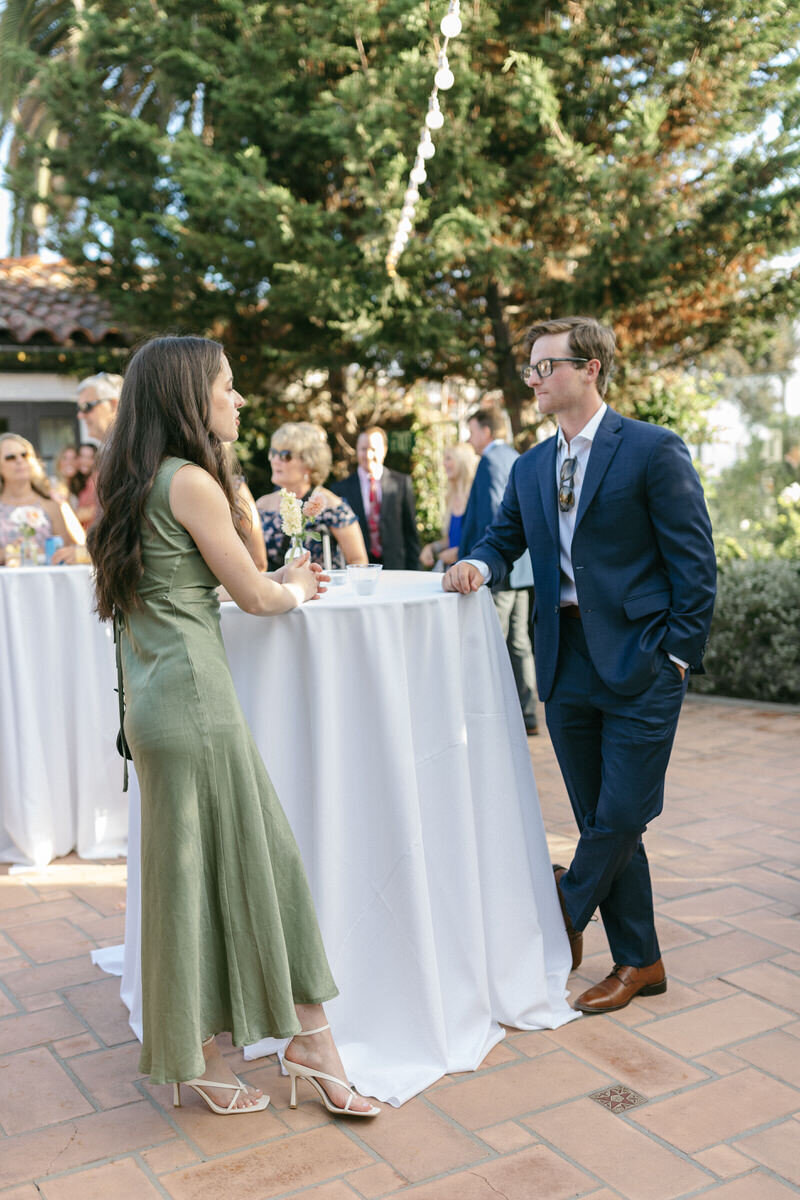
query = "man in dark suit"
xmin=446 ymin=316 xmax=716 ymax=1014
xmin=460 ymin=407 xmax=538 ymax=734
xmin=333 ymin=426 xmax=420 ymax=570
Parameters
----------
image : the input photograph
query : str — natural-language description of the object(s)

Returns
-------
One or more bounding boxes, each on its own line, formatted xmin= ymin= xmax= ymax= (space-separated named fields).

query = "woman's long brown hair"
xmin=88 ymin=336 xmax=242 ymax=619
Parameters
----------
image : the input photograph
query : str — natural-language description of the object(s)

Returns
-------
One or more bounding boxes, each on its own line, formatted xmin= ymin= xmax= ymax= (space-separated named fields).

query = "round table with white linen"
xmin=95 ymin=570 xmax=576 ymax=1105
xmin=0 ymin=565 xmax=127 ymax=865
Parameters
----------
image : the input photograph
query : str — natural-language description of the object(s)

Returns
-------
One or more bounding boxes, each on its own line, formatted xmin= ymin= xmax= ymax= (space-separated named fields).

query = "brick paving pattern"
xmin=1 ymin=695 xmax=798 ymax=1198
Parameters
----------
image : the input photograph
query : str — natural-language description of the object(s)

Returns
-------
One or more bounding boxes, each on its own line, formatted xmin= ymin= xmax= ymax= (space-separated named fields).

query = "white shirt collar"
xmin=558 ymin=402 xmax=607 ymax=455
xmin=483 ymin=438 xmax=507 ymax=456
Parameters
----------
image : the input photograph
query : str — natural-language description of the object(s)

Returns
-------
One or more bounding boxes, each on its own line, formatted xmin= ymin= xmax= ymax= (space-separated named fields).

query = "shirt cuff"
xmin=465 ymin=559 xmax=491 ymax=582
xmin=667 ymin=653 xmax=689 ymax=670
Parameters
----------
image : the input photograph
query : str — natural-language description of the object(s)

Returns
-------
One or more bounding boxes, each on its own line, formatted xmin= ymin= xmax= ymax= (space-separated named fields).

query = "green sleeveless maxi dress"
xmin=120 ymin=457 xmax=337 ymax=1085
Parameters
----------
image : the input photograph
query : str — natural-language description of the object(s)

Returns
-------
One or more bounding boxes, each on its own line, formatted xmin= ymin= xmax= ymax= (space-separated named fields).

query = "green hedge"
xmin=690 ymin=559 xmax=800 ymax=704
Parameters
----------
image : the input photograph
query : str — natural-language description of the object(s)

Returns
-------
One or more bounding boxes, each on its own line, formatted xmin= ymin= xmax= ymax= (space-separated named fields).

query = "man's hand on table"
xmin=443 ymin=562 xmax=484 ymax=594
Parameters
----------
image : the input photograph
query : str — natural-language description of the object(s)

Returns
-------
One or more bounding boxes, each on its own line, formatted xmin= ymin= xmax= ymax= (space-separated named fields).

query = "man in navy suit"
xmin=459 ymin=408 xmax=538 ymax=734
xmin=445 ymin=316 xmax=716 ymax=1014
xmin=333 ymin=426 xmax=420 ymax=570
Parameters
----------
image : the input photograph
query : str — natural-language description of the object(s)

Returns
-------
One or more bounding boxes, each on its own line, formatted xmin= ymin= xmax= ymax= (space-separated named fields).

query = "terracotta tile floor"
xmin=1 ymin=695 xmax=799 ymax=1199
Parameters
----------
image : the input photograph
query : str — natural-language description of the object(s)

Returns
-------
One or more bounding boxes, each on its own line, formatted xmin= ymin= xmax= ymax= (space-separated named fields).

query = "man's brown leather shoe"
xmin=553 ymin=865 xmax=583 ymax=972
xmin=575 ymin=959 xmax=667 ymax=1014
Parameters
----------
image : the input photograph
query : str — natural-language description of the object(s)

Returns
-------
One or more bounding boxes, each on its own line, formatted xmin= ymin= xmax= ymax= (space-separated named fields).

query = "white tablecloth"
xmin=0 ymin=566 xmax=128 ymax=865
xmin=95 ymin=571 xmax=576 ymax=1104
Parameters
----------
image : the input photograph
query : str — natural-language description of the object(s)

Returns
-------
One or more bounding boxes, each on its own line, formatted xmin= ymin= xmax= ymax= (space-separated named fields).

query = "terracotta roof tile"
xmin=0 ymin=256 xmax=128 ymax=346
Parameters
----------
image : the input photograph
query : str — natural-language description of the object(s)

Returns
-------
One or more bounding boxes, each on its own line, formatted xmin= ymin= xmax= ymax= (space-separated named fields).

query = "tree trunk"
xmin=486 ymin=279 xmax=525 ymax=435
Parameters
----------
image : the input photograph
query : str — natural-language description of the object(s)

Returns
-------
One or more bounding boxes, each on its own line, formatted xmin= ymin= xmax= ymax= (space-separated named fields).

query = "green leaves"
xmin=4 ymin=0 xmax=800 ymax=440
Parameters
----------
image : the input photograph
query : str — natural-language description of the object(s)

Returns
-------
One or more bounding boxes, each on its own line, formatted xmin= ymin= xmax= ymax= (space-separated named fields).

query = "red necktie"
xmin=368 ymin=477 xmax=382 ymax=559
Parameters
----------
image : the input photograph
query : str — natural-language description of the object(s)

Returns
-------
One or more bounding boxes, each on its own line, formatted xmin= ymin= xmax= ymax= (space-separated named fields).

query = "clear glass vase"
xmin=21 ymin=536 xmax=40 ymax=566
xmin=284 ymin=535 xmax=305 ymax=565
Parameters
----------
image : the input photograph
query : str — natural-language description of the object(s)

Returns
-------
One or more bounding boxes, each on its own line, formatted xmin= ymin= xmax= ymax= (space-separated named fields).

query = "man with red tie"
xmin=333 ymin=426 xmax=420 ymax=570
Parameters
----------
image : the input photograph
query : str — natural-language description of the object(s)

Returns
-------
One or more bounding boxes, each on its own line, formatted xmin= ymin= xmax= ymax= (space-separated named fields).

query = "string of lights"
xmin=385 ymin=0 xmax=462 ymax=277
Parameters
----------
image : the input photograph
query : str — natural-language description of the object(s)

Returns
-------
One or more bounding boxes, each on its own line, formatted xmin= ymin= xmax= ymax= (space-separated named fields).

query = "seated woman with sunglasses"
xmin=256 ymin=423 xmax=368 ymax=571
xmin=0 ymin=433 xmax=86 ymax=563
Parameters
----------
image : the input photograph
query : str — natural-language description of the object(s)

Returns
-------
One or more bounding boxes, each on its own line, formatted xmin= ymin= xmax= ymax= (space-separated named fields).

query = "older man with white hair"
xmin=51 ymin=372 xmax=123 ymax=563
xmin=76 ymin=372 xmax=124 ymax=443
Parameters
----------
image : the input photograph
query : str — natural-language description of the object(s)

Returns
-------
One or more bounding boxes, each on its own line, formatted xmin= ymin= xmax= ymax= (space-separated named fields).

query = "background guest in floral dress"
xmin=256 ymin=422 xmax=368 ymax=571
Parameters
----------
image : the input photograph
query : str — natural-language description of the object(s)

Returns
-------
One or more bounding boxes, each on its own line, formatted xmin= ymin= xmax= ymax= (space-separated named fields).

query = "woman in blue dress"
xmin=419 ymin=442 xmax=478 ymax=571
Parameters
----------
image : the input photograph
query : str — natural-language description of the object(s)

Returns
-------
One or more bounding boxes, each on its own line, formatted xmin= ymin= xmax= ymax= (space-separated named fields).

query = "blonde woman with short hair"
xmin=256 ymin=422 xmax=368 ymax=571
xmin=420 ymin=441 xmax=479 ymax=570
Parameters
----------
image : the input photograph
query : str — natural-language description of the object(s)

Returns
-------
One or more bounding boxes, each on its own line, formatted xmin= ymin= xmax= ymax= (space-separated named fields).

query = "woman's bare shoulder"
xmin=170 ymin=461 xmax=217 ymax=494
xmin=255 ymin=490 xmax=280 ymax=512
xmin=316 ymin=485 xmax=345 ymax=507
xmin=39 ymin=496 xmax=61 ymax=519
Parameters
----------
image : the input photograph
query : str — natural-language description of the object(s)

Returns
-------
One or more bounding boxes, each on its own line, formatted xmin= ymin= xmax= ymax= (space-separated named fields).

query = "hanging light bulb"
xmin=417 ymin=129 xmax=436 ymax=160
xmin=425 ymin=94 xmax=445 ymax=131
xmin=435 ymin=53 xmax=454 ymax=90
xmin=404 ymin=185 xmax=420 ymax=205
xmin=409 ymin=158 xmax=427 ymax=185
xmin=440 ymin=1 xmax=462 ymax=38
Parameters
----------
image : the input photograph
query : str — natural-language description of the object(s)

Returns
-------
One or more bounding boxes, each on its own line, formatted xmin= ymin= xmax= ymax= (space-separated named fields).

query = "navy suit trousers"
xmin=546 ymin=618 xmax=688 ymax=967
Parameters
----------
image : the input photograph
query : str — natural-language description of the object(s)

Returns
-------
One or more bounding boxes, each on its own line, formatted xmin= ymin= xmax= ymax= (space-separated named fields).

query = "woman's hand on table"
xmin=270 ymin=560 xmax=328 ymax=598
xmin=419 ymin=543 xmax=436 ymax=569
xmin=283 ymin=553 xmax=325 ymax=603
xmin=309 ymin=561 xmax=329 ymax=598
xmin=51 ymin=544 xmax=91 ymax=565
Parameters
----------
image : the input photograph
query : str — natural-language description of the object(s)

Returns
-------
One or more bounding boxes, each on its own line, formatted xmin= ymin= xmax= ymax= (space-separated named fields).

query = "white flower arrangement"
xmin=279 ymin=489 xmax=305 ymax=538
xmin=279 ymin=488 xmax=326 ymax=562
xmin=12 ymin=505 xmax=48 ymax=540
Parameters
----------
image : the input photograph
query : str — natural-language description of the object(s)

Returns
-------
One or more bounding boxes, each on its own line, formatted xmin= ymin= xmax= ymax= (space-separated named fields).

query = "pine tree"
xmin=7 ymin=0 xmax=800 ymax=433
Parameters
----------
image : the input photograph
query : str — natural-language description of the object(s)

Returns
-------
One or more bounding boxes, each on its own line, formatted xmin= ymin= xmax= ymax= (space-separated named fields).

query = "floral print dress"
xmin=259 ymin=492 xmax=359 ymax=572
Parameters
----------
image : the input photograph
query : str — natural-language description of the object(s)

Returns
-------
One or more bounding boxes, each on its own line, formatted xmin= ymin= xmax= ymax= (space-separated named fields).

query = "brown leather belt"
xmin=560 ymin=604 xmax=581 ymax=620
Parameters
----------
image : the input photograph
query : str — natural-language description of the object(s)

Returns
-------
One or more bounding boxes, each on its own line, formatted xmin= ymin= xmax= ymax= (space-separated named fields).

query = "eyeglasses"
xmin=269 ymin=448 xmax=293 ymax=462
xmin=558 ymin=456 xmax=578 ymax=513
xmin=521 ymin=358 xmax=590 ymax=386
xmin=3 ymin=450 xmax=29 ymax=462
xmin=77 ymin=397 xmax=105 ymax=414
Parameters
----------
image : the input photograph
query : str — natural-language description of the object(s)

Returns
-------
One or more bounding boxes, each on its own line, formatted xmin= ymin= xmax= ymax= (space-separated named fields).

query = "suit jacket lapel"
xmin=575 ymin=407 xmax=622 ymax=528
xmin=536 ymin=437 xmax=559 ymax=551
xmin=347 ymin=473 xmax=366 ymax=523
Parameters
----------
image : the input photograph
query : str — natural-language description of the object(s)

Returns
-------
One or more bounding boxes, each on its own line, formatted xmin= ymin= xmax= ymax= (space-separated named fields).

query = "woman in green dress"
xmin=89 ymin=335 xmax=379 ymax=1117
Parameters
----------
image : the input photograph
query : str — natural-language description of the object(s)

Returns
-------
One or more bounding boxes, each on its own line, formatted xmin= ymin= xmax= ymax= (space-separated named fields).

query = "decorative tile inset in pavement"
xmin=1 ymin=696 xmax=800 ymax=1198
xmin=589 ymin=1083 xmax=648 ymax=1113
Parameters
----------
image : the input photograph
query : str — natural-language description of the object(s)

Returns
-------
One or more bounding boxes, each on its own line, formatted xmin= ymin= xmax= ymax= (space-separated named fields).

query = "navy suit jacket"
xmin=332 ymin=468 xmax=420 ymax=570
xmin=468 ymin=408 xmax=716 ymax=702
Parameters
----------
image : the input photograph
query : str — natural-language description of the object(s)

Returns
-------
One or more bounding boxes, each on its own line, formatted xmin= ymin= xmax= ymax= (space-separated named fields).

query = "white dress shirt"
xmin=556 ymin=402 xmax=607 ymax=605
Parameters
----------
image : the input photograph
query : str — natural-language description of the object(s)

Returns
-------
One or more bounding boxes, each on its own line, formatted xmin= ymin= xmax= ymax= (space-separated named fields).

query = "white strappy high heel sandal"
xmin=173 ymin=1075 xmax=270 ymax=1114
xmin=173 ymin=1036 xmax=269 ymax=1114
xmin=284 ymin=1024 xmax=380 ymax=1117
